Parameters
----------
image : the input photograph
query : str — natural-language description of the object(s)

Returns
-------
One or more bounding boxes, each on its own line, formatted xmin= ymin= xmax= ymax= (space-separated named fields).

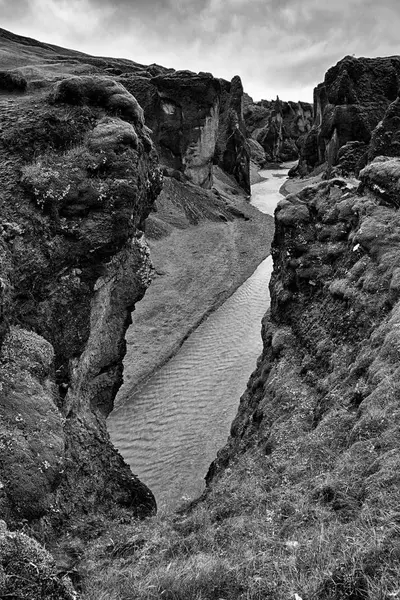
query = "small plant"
xmin=21 ymin=161 xmax=72 ymax=209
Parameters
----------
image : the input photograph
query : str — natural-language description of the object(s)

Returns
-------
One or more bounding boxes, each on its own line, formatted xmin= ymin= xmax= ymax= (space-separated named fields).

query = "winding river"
xmin=108 ymin=165 xmax=290 ymax=509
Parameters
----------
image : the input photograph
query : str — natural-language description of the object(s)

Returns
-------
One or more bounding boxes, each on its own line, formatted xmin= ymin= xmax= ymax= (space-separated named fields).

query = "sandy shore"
xmin=117 ymin=171 xmax=273 ymax=403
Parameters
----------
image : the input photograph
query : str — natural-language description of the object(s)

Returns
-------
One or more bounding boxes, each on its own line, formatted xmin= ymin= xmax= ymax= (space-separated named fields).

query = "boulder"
xmin=52 ymin=76 xmax=144 ymax=125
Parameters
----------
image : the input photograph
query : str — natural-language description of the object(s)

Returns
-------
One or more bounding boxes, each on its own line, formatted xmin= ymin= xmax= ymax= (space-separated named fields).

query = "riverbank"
xmin=279 ymin=170 xmax=323 ymax=196
xmin=118 ymin=167 xmax=274 ymax=403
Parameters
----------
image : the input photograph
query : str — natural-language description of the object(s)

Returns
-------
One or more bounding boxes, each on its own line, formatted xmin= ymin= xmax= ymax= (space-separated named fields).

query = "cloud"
xmin=2 ymin=0 xmax=400 ymax=101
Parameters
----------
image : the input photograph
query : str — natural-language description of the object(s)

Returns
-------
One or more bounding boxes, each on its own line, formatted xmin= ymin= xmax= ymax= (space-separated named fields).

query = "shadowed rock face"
xmin=0 ymin=75 xmax=161 ymax=530
xmin=244 ymin=95 xmax=313 ymax=163
xmin=216 ymin=76 xmax=250 ymax=194
xmin=369 ymin=92 xmax=400 ymax=162
xmin=121 ymin=71 xmax=250 ymax=192
xmin=299 ymin=55 xmax=400 ymax=175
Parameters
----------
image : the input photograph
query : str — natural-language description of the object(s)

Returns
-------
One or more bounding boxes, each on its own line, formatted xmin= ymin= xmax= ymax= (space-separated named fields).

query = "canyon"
xmin=1 ymin=27 xmax=400 ymax=600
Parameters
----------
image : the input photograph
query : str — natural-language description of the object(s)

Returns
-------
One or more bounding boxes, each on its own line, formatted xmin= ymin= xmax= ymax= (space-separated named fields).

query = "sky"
xmin=2 ymin=0 xmax=400 ymax=102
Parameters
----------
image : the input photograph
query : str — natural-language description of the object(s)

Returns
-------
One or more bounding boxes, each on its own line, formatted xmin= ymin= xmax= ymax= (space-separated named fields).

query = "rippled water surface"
xmin=108 ymin=165 xmax=290 ymax=508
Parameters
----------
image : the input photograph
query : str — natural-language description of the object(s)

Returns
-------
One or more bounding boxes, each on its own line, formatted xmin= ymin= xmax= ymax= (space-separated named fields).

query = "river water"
xmin=108 ymin=165 xmax=290 ymax=509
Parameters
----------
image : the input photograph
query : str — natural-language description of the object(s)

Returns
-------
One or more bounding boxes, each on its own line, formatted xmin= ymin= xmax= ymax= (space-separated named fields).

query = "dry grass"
xmin=80 ymin=448 xmax=400 ymax=600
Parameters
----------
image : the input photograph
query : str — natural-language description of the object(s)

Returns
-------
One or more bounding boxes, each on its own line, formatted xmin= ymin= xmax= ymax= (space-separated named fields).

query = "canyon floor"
xmin=118 ymin=167 xmax=274 ymax=400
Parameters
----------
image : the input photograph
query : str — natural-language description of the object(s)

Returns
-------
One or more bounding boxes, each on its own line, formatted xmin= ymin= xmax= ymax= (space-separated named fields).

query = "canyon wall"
xmin=0 ymin=75 xmax=162 ymax=533
xmin=244 ymin=95 xmax=313 ymax=164
xmin=120 ymin=71 xmax=250 ymax=192
xmin=298 ymin=55 xmax=400 ymax=175
xmin=208 ymin=158 xmax=400 ymax=597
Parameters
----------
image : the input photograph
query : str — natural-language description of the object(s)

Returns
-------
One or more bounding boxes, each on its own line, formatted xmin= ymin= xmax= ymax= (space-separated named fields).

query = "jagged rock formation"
xmin=244 ymin=96 xmax=313 ymax=163
xmin=121 ymin=71 xmax=250 ymax=192
xmin=121 ymin=71 xmax=221 ymax=189
xmin=208 ymin=159 xmax=400 ymax=597
xmin=368 ymin=91 xmax=400 ymax=161
xmin=0 ymin=73 xmax=161 ymax=532
xmin=299 ymin=55 xmax=400 ymax=175
xmin=216 ymin=76 xmax=250 ymax=193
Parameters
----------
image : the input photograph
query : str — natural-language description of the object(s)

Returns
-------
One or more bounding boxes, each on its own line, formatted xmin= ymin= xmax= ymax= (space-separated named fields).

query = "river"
xmin=107 ymin=165 xmax=290 ymax=509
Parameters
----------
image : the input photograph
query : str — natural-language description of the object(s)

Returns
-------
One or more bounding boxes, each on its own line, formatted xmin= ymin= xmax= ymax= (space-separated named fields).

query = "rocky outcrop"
xmin=244 ymin=96 xmax=313 ymax=163
xmin=368 ymin=91 xmax=400 ymax=161
xmin=121 ymin=71 xmax=250 ymax=192
xmin=216 ymin=76 xmax=250 ymax=193
xmin=0 ymin=75 xmax=161 ymax=532
xmin=208 ymin=160 xmax=400 ymax=597
xmin=299 ymin=55 xmax=400 ymax=175
xmin=144 ymin=71 xmax=220 ymax=188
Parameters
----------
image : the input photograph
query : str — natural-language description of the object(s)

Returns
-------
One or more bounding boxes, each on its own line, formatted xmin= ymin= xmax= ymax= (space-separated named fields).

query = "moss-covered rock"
xmin=0 ymin=70 xmax=27 ymax=92
xmin=0 ymin=77 xmax=161 ymax=532
xmin=0 ymin=521 xmax=75 ymax=599
xmin=52 ymin=76 xmax=144 ymax=125
xmin=359 ymin=156 xmax=400 ymax=208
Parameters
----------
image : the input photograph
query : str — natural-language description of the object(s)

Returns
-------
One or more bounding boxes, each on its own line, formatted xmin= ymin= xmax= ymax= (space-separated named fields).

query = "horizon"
xmin=2 ymin=0 xmax=400 ymax=103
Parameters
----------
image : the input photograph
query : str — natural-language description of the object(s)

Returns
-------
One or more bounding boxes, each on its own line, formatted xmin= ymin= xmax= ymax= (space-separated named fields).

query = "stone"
xmin=359 ymin=157 xmax=400 ymax=208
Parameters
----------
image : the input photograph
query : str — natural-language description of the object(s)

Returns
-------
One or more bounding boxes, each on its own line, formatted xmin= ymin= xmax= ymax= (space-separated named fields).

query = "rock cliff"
xmin=0 ymin=73 xmax=162 ymax=533
xmin=299 ymin=55 xmax=400 ymax=175
xmin=244 ymin=95 xmax=313 ymax=164
xmin=120 ymin=71 xmax=250 ymax=192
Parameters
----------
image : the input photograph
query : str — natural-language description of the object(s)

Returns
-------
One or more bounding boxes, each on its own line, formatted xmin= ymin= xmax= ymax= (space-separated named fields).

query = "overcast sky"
xmin=2 ymin=0 xmax=400 ymax=102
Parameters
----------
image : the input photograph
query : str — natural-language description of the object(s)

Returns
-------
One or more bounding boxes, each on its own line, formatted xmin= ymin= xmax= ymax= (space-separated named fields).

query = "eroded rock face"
xmin=299 ymin=55 xmax=400 ymax=175
xmin=121 ymin=71 xmax=220 ymax=189
xmin=216 ymin=76 xmax=250 ymax=194
xmin=244 ymin=96 xmax=313 ymax=163
xmin=369 ymin=92 xmax=400 ymax=161
xmin=120 ymin=71 xmax=250 ymax=191
xmin=0 ymin=76 xmax=161 ymax=530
